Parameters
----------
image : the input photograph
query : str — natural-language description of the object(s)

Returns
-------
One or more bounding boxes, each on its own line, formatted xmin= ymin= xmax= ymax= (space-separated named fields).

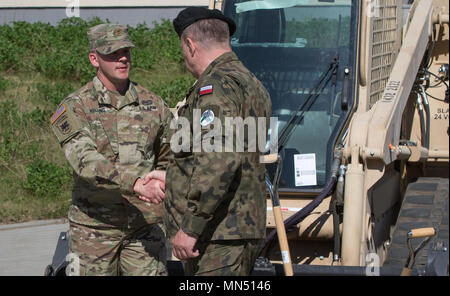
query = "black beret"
xmin=173 ymin=7 xmax=236 ymax=38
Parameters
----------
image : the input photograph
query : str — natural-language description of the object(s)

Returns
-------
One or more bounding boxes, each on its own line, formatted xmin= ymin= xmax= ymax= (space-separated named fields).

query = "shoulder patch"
xmin=199 ymin=85 xmax=213 ymax=96
xmin=50 ymin=102 xmax=83 ymax=144
xmin=54 ymin=115 xmax=72 ymax=135
xmin=50 ymin=104 xmax=66 ymax=124
xmin=200 ymin=109 xmax=215 ymax=127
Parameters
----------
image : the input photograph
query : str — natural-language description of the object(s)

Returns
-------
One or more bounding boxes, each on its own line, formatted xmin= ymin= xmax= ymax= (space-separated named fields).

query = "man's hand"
xmin=133 ymin=177 xmax=165 ymax=204
xmin=172 ymin=229 xmax=200 ymax=261
xmin=142 ymin=170 xmax=166 ymax=184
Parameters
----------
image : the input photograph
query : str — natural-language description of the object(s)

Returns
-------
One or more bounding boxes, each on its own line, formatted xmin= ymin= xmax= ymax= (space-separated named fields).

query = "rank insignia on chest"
xmin=199 ymin=85 xmax=213 ymax=96
xmin=50 ymin=104 xmax=66 ymax=124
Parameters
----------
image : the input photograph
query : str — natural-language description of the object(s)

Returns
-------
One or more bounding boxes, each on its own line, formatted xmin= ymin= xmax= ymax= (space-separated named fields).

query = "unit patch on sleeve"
xmin=55 ymin=115 xmax=72 ymax=135
xmin=50 ymin=104 xmax=66 ymax=124
xmin=200 ymin=109 xmax=215 ymax=127
xmin=199 ymin=85 xmax=213 ymax=96
xmin=50 ymin=103 xmax=83 ymax=144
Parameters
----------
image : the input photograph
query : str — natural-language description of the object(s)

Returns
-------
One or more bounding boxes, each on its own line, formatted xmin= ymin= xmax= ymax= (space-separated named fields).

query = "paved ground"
xmin=0 ymin=219 xmax=69 ymax=276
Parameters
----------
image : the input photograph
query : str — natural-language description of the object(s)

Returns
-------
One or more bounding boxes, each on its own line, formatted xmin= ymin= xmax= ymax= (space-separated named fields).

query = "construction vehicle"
xmin=45 ymin=0 xmax=448 ymax=276
xmin=209 ymin=0 xmax=449 ymax=275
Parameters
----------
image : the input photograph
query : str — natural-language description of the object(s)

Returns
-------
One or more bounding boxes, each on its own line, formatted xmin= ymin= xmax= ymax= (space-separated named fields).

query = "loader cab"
xmin=223 ymin=0 xmax=358 ymax=192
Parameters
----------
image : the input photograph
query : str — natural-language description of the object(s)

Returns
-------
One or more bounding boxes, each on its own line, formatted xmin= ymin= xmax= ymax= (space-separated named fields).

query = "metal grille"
xmin=369 ymin=0 xmax=400 ymax=107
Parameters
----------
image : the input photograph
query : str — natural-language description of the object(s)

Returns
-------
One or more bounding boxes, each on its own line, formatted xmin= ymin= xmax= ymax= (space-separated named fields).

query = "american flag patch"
xmin=50 ymin=104 xmax=66 ymax=124
xmin=199 ymin=85 xmax=213 ymax=96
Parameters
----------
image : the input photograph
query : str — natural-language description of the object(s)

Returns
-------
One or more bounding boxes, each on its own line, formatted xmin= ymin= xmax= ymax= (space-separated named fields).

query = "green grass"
xmin=0 ymin=18 xmax=193 ymax=224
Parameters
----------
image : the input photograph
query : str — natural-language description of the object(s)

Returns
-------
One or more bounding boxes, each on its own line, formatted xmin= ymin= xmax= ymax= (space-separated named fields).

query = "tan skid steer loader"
xmin=211 ymin=0 xmax=449 ymax=276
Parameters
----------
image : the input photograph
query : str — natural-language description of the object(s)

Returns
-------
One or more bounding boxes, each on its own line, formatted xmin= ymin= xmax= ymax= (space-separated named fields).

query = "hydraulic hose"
xmin=415 ymin=91 xmax=427 ymax=148
xmin=332 ymin=164 xmax=346 ymax=262
xmin=419 ymin=85 xmax=430 ymax=149
xmin=259 ymin=175 xmax=337 ymax=257
xmin=258 ymin=148 xmax=342 ymax=257
xmin=331 ymin=198 xmax=340 ymax=262
xmin=419 ymin=68 xmax=449 ymax=102
xmin=283 ymin=174 xmax=337 ymax=232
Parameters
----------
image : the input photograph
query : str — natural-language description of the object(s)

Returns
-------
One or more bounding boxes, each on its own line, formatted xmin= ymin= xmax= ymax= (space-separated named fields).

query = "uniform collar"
xmin=198 ymin=51 xmax=238 ymax=81
xmin=181 ymin=52 xmax=238 ymax=109
xmin=93 ymin=76 xmax=139 ymax=109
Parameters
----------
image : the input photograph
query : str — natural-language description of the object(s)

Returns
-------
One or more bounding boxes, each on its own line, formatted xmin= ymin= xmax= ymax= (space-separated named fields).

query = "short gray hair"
xmin=181 ymin=18 xmax=230 ymax=47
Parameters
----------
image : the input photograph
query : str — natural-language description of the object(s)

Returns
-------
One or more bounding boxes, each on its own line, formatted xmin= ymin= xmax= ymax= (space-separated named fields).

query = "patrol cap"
xmin=87 ymin=23 xmax=135 ymax=55
xmin=173 ymin=7 xmax=236 ymax=38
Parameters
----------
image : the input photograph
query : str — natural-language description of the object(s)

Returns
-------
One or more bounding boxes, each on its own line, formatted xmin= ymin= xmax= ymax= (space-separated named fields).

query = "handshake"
xmin=133 ymin=170 xmax=166 ymax=204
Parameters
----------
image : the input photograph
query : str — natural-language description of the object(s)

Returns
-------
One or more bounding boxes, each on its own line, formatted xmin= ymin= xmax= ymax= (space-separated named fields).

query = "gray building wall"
xmin=0 ymin=7 xmax=196 ymax=26
xmin=0 ymin=2 xmax=411 ymax=27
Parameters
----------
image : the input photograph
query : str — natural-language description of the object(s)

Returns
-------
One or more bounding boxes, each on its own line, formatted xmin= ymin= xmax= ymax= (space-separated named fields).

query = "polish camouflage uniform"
xmin=164 ymin=51 xmax=272 ymax=275
xmin=50 ymin=24 xmax=172 ymax=276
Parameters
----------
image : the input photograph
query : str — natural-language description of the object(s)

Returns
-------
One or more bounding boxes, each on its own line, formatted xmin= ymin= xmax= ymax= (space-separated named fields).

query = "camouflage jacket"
xmin=164 ymin=52 xmax=272 ymax=241
xmin=51 ymin=76 xmax=171 ymax=228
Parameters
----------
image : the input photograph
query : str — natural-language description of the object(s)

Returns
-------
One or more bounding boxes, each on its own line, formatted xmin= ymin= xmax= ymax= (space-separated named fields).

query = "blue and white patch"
xmin=200 ymin=109 xmax=215 ymax=127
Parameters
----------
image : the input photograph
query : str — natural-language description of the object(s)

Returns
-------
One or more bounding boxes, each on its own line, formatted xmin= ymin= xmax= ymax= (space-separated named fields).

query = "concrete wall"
xmin=0 ymin=8 xmax=194 ymax=26
xmin=0 ymin=1 xmax=411 ymax=27
xmin=0 ymin=0 xmax=210 ymax=26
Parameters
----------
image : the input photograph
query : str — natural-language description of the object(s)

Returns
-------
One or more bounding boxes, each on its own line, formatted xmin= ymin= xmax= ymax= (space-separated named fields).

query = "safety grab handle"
xmin=408 ymin=227 xmax=436 ymax=239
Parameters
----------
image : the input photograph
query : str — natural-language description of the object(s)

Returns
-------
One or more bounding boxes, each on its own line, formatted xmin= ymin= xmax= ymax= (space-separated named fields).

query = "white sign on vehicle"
xmin=294 ymin=153 xmax=317 ymax=186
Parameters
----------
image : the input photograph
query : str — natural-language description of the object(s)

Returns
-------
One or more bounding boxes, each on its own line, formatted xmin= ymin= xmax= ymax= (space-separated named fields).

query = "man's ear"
xmin=185 ymin=37 xmax=196 ymax=57
xmin=89 ymin=51 xmax=99 ymax=68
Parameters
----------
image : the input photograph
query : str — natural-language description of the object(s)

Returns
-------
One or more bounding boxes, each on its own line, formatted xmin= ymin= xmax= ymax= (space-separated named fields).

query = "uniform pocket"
xmin=194 ymin=241 xmax=245 ymax=275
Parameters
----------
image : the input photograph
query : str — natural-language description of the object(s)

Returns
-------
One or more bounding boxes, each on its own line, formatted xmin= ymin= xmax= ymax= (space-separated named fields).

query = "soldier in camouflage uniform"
xmin=50 ymin=23 xmax=172 ymax=276
xmin=145 ymin=8 xmax=272 ymax=276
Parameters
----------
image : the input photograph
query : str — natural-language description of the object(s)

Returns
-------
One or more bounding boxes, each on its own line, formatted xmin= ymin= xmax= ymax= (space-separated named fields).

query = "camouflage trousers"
xmin=67 ymin=221 xmax=168 ymax=276
xmin=184 ymin=239 xmax=262 ymax=276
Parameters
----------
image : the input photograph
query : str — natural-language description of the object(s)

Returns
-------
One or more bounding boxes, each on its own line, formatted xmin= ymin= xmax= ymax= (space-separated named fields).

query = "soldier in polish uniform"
xmin=50 ymin=23 xmax=172 ymax=276
xmin=146 ymin=8 xmax=272 ymax=276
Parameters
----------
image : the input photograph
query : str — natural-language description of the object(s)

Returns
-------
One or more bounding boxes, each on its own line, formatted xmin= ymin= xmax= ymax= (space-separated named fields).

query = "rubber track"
xmin=384 ymin=177 xmax=449 ymax=271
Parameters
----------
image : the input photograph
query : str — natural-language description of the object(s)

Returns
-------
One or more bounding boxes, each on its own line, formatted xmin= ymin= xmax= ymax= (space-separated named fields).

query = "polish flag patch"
xmin=199 ymin=85 xmax=213 ymax=96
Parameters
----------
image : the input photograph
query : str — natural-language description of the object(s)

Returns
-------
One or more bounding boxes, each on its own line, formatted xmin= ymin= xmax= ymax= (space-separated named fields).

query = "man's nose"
xmin=118 ymin=53 xmax=129 ymax=62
